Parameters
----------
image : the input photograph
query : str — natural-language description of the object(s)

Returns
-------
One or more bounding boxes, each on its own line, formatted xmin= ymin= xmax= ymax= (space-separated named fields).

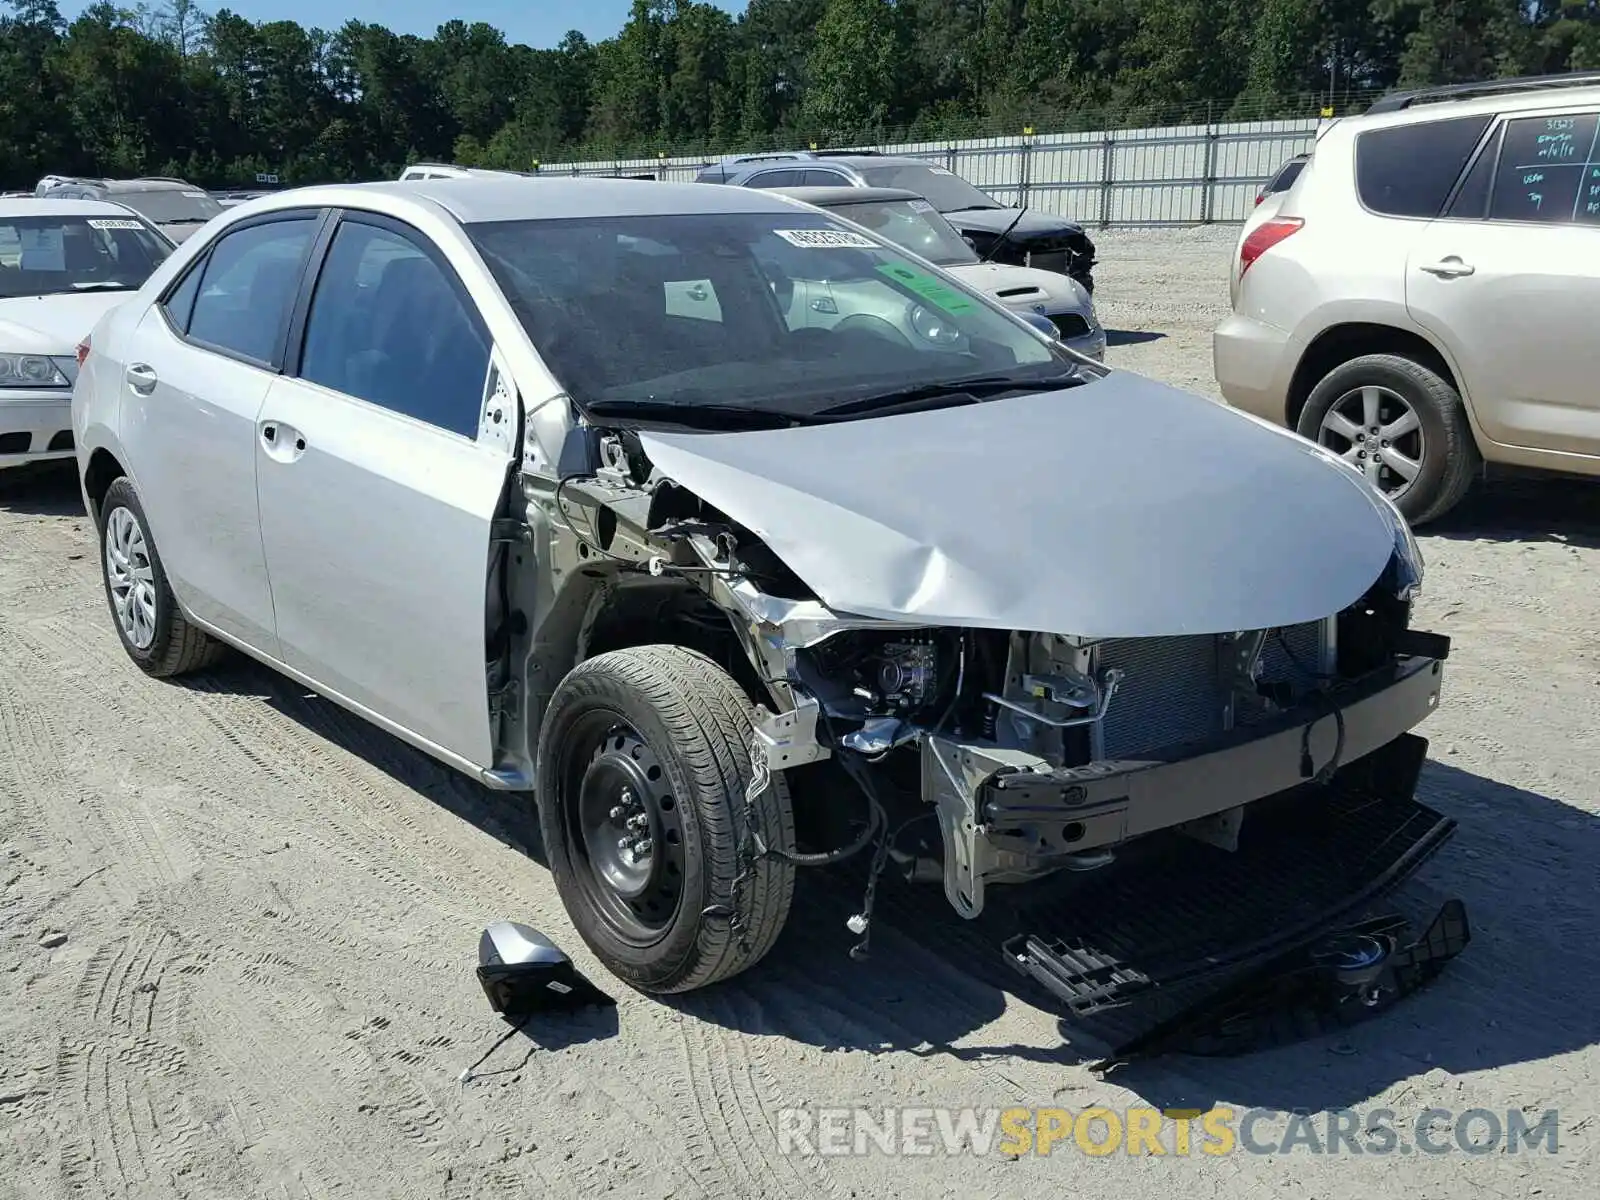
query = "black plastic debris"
xmin=1090 ymin=899 xmax=1471 ymax=1069
xmin=476 ymin=920 xmax=616 ymax=1017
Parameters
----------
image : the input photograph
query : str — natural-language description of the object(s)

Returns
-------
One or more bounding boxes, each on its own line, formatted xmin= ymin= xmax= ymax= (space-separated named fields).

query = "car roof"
xmin=0 ymin=197 xmax=156 ymax=218
xmin=1343 ymin=82 xmax=1600 ymax=134
xmin=241 ymin=177 xmax=814 ymax=224
xmin=767 ymin=185 xmax=927 ymax=205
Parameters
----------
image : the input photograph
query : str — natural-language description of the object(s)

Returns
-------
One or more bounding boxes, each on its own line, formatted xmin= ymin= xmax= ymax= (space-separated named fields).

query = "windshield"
xmin=468 ymin=211 xmax=1068 ymax=423
xmin=827 ymin=198 xmax=978 ymax=266
xmin=113 ymin=188 xmax=223 ymax=225
xmin=856 ymin=164 xmax=1000 ymax=212
xmin=0 ymin=214 xmax=173 ymax=298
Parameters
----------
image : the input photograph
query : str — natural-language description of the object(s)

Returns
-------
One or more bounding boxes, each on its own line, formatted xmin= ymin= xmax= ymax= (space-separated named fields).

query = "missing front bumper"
xmin=925 ymin=653 xmax=1445 ymax=918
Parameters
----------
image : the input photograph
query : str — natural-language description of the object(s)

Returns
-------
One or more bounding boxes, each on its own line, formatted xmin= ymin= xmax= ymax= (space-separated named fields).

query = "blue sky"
xmin=63 ymin=0 xmax=747 ymax=49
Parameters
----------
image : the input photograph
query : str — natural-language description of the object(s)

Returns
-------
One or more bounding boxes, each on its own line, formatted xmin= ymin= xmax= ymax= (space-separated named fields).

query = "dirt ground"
xmin=2 ymin=226 xmax=1596 ymax=1199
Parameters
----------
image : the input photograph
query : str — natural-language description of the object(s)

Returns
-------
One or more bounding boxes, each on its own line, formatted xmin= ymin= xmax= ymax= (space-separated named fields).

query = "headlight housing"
xmin=0 ymin=353 xmax=71 ymax=389
xmin=1379 ymin=489 xmax=1425 ymax=600
xmin=1305 ymin=435 xmax=1424 ymax=599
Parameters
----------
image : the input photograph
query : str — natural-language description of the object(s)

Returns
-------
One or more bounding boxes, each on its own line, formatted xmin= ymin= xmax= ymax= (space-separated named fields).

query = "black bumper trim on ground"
xmin=1002 ymin=733 xmax=1457 ymax=1018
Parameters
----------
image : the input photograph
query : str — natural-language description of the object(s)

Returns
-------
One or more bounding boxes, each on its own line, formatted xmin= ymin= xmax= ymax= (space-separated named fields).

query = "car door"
xmin=1406 ymin=107 xmax=1600 ymax=457
xmin=254 ymin=211 xmax=512 ymax=770
xmin=119 ymin=210 xmax=324 ymax=653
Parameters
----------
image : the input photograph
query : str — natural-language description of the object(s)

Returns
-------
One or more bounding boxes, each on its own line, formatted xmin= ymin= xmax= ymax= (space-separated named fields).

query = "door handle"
xmin=260 ymin=422 xmax=307 ymax=460
xmin=125 ymin=363 xmax=158 ymax=394
xmin=1418 ymin=258 xmax=1475 ymax=278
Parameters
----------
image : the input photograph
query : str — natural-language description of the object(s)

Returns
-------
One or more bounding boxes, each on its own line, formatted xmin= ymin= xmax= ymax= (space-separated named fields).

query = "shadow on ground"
xmin=1424 ymin=473 xmax=1600 ymax=550
xmin=1105 ymin=329 xmax=1167 ymax=347
xmin=0 ymin=459 xmax=85 ymax=517
xmin=177 ymin=647 xmax=1600 ymax=1106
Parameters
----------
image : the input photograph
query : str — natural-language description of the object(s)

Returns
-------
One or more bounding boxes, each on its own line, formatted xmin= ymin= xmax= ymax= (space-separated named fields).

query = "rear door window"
xmin=1487 ymin=112 xmax=1600 ymax=224
xmin=186 ymin=217 xmax=318 ymax=365
xmin=1356 ymin=114 xmax=1493 ymax=218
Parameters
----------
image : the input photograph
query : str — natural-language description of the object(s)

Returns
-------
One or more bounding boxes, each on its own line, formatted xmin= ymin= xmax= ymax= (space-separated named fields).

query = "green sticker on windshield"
xmin=876 ymin=262 xmax=977 ymax=315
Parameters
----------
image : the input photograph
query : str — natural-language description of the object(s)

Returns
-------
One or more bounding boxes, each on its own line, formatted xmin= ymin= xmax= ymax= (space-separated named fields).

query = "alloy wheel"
xmin=104 ymin=505 xmax=157 ymax=650
xmin=1317 ymin=385 xmax=1425 ymax=501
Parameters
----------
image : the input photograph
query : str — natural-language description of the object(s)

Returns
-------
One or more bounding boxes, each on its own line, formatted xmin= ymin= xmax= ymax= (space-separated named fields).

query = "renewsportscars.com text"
xmin=776 ymin=1105 xmax=1562 ymax=1158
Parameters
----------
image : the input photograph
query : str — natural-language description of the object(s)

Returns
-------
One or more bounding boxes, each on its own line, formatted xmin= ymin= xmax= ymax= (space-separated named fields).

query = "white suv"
xmin=1215 ymin=72 xmax=1600 ymax=523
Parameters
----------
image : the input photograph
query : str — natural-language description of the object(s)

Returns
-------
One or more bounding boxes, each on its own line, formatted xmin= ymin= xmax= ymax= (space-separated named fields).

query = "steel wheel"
xmin=560 ymin=711 xmax=688 ymax=946
xmin=1316 ymin=384 xmax=1425 ymax=501
xmin=104 ymin=505 xmax=158 ymax=650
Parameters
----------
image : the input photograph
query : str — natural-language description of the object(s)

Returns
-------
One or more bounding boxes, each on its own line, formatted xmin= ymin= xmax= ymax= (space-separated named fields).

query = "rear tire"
xmin=1297 ymin=353 xmax=1478 ymax=525
xmin=536 ymin=645 xmax=795 ymax=994
xmin=97 ymin=477 xmax=226 ymax=678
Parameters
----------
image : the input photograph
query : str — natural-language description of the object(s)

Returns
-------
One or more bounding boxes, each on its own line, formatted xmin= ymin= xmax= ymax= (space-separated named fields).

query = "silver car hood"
xmin=637 ymin=372 xmax=1398 ymax=638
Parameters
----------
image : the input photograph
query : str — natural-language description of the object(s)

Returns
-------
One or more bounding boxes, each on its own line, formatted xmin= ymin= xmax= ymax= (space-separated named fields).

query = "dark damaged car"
xmin=73 ymin=179 xmax=1462 ymax=1029
xmin=695 ymin=151 xmax=1098 ymax=292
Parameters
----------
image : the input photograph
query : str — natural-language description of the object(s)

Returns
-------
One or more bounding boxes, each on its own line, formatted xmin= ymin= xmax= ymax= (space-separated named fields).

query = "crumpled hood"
xmin=638 ymin=373 xmax=1398 ymax=638
xmin=942 ymin=207 xmax=1087 ymax=242
xmin=0 ymin=292 xmax=130 ymax=353
xmin=944 ymin=262 xmax=1094 ymax=318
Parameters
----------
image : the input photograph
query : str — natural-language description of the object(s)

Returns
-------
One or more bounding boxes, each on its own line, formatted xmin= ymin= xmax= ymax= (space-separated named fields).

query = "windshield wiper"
xmin=814 ymin=372 xmax=1079 ymax=418
xmin=582 ymin=398 xmax=811 ymax=430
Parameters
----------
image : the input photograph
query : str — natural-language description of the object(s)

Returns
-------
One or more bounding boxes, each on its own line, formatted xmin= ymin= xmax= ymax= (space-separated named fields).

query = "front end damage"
xmin=497 ymin=404 xmax=1464 ymax=1045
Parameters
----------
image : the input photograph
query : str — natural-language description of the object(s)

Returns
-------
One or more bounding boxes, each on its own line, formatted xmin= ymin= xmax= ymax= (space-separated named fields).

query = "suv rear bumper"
xmin=1213 ymin=312 xmax=1293 ymax=425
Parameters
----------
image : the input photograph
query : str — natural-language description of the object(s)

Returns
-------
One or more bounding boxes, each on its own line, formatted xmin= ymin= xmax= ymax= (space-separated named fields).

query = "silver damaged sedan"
xmin=72 ymin=178 xmax=1449 ymax=1000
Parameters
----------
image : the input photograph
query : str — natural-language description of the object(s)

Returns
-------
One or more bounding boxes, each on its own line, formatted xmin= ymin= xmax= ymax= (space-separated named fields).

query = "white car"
xmin=0 ymin=199 xmax=174 ymax=468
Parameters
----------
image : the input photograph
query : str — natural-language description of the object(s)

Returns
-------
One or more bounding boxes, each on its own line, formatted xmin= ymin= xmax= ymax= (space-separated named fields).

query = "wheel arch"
xmin=1287 ymin=323 xmax=1475 ymax=443
xmin=83 ymin=447 xmax=127 ymax=524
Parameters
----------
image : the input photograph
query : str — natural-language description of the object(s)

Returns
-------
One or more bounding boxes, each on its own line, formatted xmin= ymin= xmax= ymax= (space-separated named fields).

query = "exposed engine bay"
xmin=499 ymin=417 xmax=1449 ymax=937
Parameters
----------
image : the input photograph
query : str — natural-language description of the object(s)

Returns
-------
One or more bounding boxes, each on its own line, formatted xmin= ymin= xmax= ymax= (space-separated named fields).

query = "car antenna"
xmin=978 ymin=204 xmax=1028 ymax=264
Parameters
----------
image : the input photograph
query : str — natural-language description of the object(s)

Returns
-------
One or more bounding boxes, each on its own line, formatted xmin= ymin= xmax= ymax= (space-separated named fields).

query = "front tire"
xmin=1297 ymin=353 xmax=1478 ymax=525
xmin=97 ymin=477 xmax=225 ymax=677
xmin=536 ymin=645 xmax=796 ymax=994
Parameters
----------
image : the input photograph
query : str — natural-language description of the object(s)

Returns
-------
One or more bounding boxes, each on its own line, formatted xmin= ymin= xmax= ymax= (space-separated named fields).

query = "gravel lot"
xmin=2 ymin=226 xmax=1596 ymax=1199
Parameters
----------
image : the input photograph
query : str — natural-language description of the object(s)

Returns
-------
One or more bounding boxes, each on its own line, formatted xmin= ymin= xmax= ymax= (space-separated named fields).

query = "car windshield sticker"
xmin=87 ymin=219 xmax=144 ymax=230
xmin=774 ymin=228 xmax=878 ymax=249
xmin=908 ymin=199 xmax=934 ymax=212
xmin=876 ymin=262 xmax=977 ymax=313
xmin=929 ymin=166 xmax=955 ymax=175
xmin=19 ymin=227 xmax=65 ymax=271
xmin=181 ymin=190 xmax=209 ymax=199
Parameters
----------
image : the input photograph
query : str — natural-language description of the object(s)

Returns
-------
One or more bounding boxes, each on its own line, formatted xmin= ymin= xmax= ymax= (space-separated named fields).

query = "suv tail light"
xmin=1239 ymin=217 xmax=1303 ymax=278
xmin=75 ymin=335 xmax=91 ymax=367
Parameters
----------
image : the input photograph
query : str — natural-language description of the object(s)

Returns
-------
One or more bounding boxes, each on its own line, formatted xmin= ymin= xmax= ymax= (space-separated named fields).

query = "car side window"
xmin=801 ymin=169 xmax=850 ymax=186
xmin=299 ymin=218 xmax=489 ymax=439
xmin=161 ymin=257 xmax=204 ymax=331
xmin=187 ymin=218 xmax=318 ymax=364
xmin=1446 ymin=125 xmax=1502 ymax=220
xmin=1487 ymin=112 xmax=1600 ymax=225
xmin=747 ymin=169 xmax=804 ymax=187
xmin=1355 ymin=114 xmax=1492 ymax=218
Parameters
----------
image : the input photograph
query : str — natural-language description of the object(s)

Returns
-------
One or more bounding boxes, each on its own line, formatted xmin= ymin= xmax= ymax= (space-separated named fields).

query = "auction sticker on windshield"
xmin=775 ymin=228 xmax=879 ymax=249
xmin=87 ymin=219 xmax=144 ymax=230
xmin=876 ymin=262 xmax=977 ymax=314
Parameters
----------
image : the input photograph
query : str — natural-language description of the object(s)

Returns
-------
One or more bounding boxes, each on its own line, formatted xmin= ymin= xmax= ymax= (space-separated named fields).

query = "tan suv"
xmin=1214 ymin=72 xmax=1600 ymax=523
